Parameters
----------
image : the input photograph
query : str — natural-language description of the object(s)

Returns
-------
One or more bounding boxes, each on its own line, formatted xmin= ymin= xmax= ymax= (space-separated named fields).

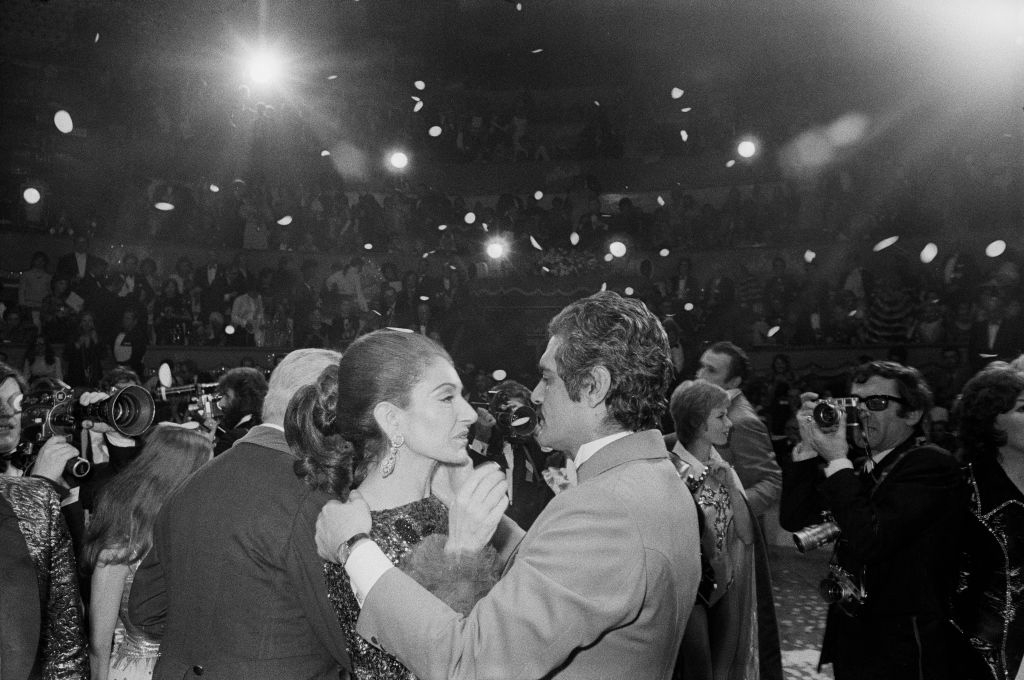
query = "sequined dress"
xmin=325 ymin=495 xmax=499 ymax=680
xmin=108 ymin=560 xmax=161 ymax=680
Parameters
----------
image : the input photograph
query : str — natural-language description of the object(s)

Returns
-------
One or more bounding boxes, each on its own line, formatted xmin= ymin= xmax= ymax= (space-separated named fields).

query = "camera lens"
xmin=813 ymin=402 xmax=841 ymax=427
xmin=818 ymin=577 xmax=846 ymax=604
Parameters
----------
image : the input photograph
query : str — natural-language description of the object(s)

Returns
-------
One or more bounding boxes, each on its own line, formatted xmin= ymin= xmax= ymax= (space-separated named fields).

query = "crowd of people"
xmin=1 ymin=290 xmax=1022 ymax=680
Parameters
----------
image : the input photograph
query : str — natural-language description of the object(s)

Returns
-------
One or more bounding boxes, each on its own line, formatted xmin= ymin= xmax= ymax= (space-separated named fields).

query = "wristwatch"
xmin=336 ymin=532 xmax=370 ymax=566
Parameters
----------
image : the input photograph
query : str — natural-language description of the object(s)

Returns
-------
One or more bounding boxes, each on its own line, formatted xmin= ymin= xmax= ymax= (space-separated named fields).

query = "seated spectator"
xmin=65 ymin=312 xmax=106 ymax=389
xmin=112 ymin=309 xmax=148 ymax=379
xmin=22 ymin=332 xmax=63 ymax=383
xmin=153 ymin=279 xmax=193 ymax=345
xmin=1 ymin=307 xmax=36 ymax=345
xmin=40 ymin=276 xmax=77 ymax=343
xmin=19 ymin=251 xmax=52 ymax=330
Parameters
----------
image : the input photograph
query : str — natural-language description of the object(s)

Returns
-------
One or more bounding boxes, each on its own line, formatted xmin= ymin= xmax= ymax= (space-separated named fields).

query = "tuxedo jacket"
xmin=0 ymin=476 xmax=87 ymax=680
xmin=968 ymin=320 xmax=1024 ymax=370
xmin=356 ymin=430 xmax=701 ymax=680
xmin=55 ymin=252 xmax=106 ymax=284
xmin=780 ymin=437 xmax=966 ymax=675
xmin=717 ymin=392 xmax=782 ymax=517
xmin=129 ymin=425 xmax=351 ymax=679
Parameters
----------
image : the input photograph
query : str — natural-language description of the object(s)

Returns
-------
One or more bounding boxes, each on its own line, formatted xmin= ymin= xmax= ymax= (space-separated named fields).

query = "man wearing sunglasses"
xmin=780 ymin=360 xmax=967 ymax=680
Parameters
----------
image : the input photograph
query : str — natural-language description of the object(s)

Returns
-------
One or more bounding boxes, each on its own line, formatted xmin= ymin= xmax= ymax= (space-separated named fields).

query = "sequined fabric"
xmin=0 ymin=476 xmax=88 ymax=680
xmin=109 ymin=560 xmax=161 ymax=679
xmin=325 ymin=495 xmax=448 ymax=680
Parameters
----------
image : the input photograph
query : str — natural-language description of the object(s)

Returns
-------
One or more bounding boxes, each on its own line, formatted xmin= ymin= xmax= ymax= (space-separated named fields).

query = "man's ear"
xmin=724 ymin=374 xmax=742 ymax=391
xmin=582 ymin=366 xmax=612 ymax=408
xmin=902 ymin=409 xmax=923 ymax=428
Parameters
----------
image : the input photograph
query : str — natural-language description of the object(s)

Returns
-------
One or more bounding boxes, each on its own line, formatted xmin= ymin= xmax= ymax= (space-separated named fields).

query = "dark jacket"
xmin=128 ymin=425 xmax=351 ymax=679
xmin=780 ymin=437 xmax=967 ymax=678
xmin=0 ymin=476 xmax=87 ymax=680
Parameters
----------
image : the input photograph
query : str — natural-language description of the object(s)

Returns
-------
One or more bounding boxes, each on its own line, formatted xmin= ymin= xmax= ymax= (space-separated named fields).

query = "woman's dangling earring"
xmin=381 ymin=434 xmax=403 ymax=478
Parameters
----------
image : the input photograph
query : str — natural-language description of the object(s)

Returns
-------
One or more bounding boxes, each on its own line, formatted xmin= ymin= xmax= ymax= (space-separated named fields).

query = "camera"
xmin=793 ymin=515 xmax=841 ymax=553
xmin=156 ymin=382 xmax=221 ymax=421
xmin=21 ymin=381 xmax=156 ymax=478
xmin=812 ymin=397 xmax=861 ymax=428
xmin=819 ymin=563 xmax=867 ymax=613
xmin=473 ymin=390 xmax=539 ymax=442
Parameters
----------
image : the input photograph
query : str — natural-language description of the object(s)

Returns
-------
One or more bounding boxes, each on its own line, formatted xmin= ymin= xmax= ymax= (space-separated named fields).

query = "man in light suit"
xmin=129 ymin=348 xmax=350 ymax=680
xmin=696 ymin=340 xmax=782 ymax=518
xmin=317 ymin=291 xmax=701 ymax=680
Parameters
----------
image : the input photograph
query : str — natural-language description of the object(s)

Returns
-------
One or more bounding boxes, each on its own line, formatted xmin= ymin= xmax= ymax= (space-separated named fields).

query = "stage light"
xmin=464 ymin=212 xmax=476 ymax=224
xmin=804 ymin=249 xmax=816 ymax=263
xmin=920 ymin=243 xmax=938 ymax=264
xmin=625 ymin=287 xmax=635 ymax=296
xmin=154 ymin=202 xmax=175 ymax=211
xmin=23 ymin=187 xmax=41 ymax=204
xmin=873 ymin=236 xmax=899 ymax=252
xmin=569 ymin=231 xmax=580 ymax=246
xmin=276 ymin=215 xmax=293 ymax=226
xmin=247 ymin=48 xmax=284 ymax=85
xmin=659 ymin=248 xmax=670 ymax=257
xmin=428 ymin=126 xmax=442 ymax=137
xmin=609 ymin=241 xmax=627 ymax=258
xmin=737 ymin=140 xmax=757 ymax=158
xmin=986 ymin=240 xmax=1006 ymax=257
xmin=53 ymin=110 xmax=73 ymax=134
xmin=486 ymin=239 xmax=507 ymax=259
xmin=389 ymin=151 xmax=409 ymax=170
xmin=492 ymin=369 xmax=507 ymax=381
xmin=209 ymin=184 xmax=220 ymax=193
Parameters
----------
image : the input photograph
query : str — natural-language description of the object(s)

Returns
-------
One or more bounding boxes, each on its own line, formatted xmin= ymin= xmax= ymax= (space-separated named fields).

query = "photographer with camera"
xmin=780 ymin=360 xmax=967 ymax=680
xmin=469 ymin=379 xmax=554 ymax=530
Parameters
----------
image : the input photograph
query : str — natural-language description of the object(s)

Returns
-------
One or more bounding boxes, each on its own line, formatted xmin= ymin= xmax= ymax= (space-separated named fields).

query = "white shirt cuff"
xmin=345 ymin=540 xmax=395 ymax=606
xmin=823 ymin=458 xmax=854 ymax=477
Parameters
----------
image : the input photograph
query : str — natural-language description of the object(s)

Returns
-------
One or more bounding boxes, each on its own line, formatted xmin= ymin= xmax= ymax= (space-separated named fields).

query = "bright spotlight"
xmin=986 ymin=240 xmax=1007 ymax=257
xmin=53 ymin=110 xmax=73 ymax=134
xmin=247 ymin=48 xmax=284 ymax=85
xmin=737 ymin=140 xmax=757 ymax=158
xmin=154 ymin=202 xmax=175 ymax=211
xmin=609 ymin=241 xmax=627 ymax=258
xmin=486 ymin=240 xmax=506 ymax=259
xmin=389 ymin=152 xmax=409 ymax=170
xmin=23 ymin=187 xmax=41 ymax=204
xmin=920 ymin=243 xmax=938 ymax=264
xmin=492 ymin=369 xmax=507 ymax=381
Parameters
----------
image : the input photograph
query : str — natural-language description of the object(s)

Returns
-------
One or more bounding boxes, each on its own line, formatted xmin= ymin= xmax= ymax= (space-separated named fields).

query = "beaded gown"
xmin=108 ymin=561 xmax=161 ymax=679
xmin=325 ymin=495 xmax=500 ymax=680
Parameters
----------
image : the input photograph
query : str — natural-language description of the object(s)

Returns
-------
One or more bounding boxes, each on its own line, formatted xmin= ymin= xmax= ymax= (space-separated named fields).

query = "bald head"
xmin=262 ymin=348 xmax=342 ymax=426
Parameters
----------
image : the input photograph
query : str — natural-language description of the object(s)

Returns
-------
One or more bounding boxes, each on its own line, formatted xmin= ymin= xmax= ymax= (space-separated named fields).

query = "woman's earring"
xmin=381 ymin=434 xmax=404 ymax=478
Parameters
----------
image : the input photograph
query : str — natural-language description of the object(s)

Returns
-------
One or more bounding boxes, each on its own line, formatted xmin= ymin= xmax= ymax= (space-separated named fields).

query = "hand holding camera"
xmin=796 ymin=391 xmax=850 ymax=462
xmin=32 ymin=436 xmax=84 ymax=483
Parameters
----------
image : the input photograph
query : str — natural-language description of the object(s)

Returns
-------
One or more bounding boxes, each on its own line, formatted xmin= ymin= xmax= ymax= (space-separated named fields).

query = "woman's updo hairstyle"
xmin=287 ymin=330 xmax=452 ymax=499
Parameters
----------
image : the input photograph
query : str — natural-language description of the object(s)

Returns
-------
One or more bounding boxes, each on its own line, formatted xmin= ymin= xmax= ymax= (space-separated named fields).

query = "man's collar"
xmin=574 ymin=431 xmax=630 ymax=469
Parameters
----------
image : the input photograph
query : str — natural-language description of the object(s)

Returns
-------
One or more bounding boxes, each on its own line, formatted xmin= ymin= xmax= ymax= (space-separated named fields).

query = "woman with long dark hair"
xmin=84 ymin=425 xmax=213 ymax=680
xmin=954 ymin=366 xmax=1024 ymax=680
xmin=23 ymin=331 xmax=63 ymax=382
xmin=286 ymin=329 xmax=508 ymax=680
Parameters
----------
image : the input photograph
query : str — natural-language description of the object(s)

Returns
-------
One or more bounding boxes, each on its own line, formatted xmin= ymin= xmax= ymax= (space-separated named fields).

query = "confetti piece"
xmin=603 ymin=253 xmax=613 ymax=262
xmin=414 ymin=80 xmax=425 ymax=90
xmin=516 ymin=2 xmax=523 ymax=10
xmin=209 ymin=184 xmax=220 ymax=192
xmin=429 ymin=125 xmax=442 ymax=137
xmin=363 ymin=243 xmax=373 ymax=250
xmin=986 ymin=240 xmax=1006 ymax=257
xmin=531 ymin=48 xmax=544 ymax=54
xmin=541 ymin=266 xmax=550 ymax=272
xmin=419 ymin=295 xmax=430 ymax=301
xmin=767 ymin=326 xmax=780 ymax=338
xmin=920 ymin=243 xmax=938 ymax=264
xmin=804 ymin=249 xmax=816 ymax=263
xmin=321 ymin=150 xmax=331 ymax=156
xmin=492 ymin=369 xmax=507 ymax=381
xmin=872 ymin=235 xmax=899 ymax=252
xmin=154 ymin=202 xmax=174 ymax=211
xmin=680 ymin=130 xmax=688 ymax=142
xmin=600 ymin=282 xmax=608 ymax=291
xmin=276 ymin=215 xmax=293 ymax=226
xmin=438 ymin=224 xmax=447 ymax=231
xmin=659 ymin=248 xmax=670 ymax=257
xmin=53 ymin=110 xmax=73 ymax=133
xmin=681 ymin=107 xmax=692 ymax=112
xmin=671 ymin=87 xmax=684 ymax=99
xmin=684 ymin=303 xmax=695 ymax=311
xmin=657 ymin=195 xmax=665 ymax=206
xmin=530 ymin=236 xmax=543 ymax=250
xmin=327 ymin=74 xmax=338 ymax=80
xmin=593 ymin=100 xmax=600 ymax=106
xmin=411 ymin=95 xmax=421 ymax=102
xmin=533 ymin=190 xmax=543 ymax=200
xmin=625 ymin=287 xmax=634 ymax=295
xmin=725 ymin=160 xmax=736 ymax=168
xmin=464 ymin=212 xmax=476 ymax=224
xmin=609 ymin=241 xmax=627 ymax=257
xmin=94 ymin=33 xmax=100 ymax=43
xmin=569 ymin=231 xmax=580 ymax=246
xmin=413 ymin=101 xmax=424 ymax=112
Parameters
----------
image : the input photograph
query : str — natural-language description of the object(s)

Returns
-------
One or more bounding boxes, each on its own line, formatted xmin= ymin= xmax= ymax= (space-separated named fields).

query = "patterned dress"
xmin=108 ymin=561 xmax=161 ymax=680
xmin=325 ymin=495 xmax=500 ymax=680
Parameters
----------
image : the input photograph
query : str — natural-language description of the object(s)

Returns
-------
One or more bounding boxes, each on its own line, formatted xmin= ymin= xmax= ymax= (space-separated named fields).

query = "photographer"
xmin=780 ymin=360 xmax=966 ymax=680
xmin=209 ymin=366 xmax=268 ymax=455
xmin=469 ymin=380 xmax=554 ymax=530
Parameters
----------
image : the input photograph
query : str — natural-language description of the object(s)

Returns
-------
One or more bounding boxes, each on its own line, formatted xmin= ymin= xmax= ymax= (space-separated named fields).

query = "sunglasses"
xmin=857 ymin=394 xmax=907 ymax=412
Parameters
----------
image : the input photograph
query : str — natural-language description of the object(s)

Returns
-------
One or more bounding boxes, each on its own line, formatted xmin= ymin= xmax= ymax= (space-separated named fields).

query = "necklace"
xmin=685 ymin=467 xmax=710 ymax=493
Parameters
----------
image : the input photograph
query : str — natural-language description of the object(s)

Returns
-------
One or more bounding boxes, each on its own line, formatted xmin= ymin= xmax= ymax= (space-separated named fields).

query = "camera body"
xmin=812 ymin=397 xmax=861 ymax=428
xmin=21 ymin=382 xmax=156 ymax=478
xmin=819 ymin=563 xmax=867 ymax=614
xmin=156 ymin=382 xmax=221 ymax=421
xmin=792 ymin=515 xmax=841 ymax=553
xmin=492 ymin=401 xmax=538 ymax=440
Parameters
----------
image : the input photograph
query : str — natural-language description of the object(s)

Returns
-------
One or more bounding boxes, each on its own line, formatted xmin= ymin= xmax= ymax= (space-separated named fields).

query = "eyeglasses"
xmin=857 ymin=394 xmax=907 ymax=412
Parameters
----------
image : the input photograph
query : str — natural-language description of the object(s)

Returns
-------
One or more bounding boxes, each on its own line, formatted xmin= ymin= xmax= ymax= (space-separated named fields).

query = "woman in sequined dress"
xmin=668 ymin=381 xmax=780 ymax=680
xmin=286 ymin=329 xmax=509 ymax=680
xmin=84 ymin=424 xmax=213 ymax=680
xmin=954 ymin=367 xmax=1024 ymax=680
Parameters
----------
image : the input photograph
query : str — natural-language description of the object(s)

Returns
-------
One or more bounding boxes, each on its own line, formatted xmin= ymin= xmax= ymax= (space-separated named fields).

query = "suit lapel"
xmin=576 ymin=430 xmax=670 ymax=484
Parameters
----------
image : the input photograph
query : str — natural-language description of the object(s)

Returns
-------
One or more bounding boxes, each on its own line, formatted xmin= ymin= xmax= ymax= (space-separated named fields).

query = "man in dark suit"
xmin=780 ymin=361 xmax=966 ymax=679
xmin=196 ymin=260 xmax=231 ymax=321
xmin=55 ymin=234 xmax=107 ymax=303
xmin=129 ymin=348 xmax=350 ymax=680
xmin=967 ymin=290 xmax=1024 ymax=370
xmin=696 ymin=341 xmax=782 ymax=518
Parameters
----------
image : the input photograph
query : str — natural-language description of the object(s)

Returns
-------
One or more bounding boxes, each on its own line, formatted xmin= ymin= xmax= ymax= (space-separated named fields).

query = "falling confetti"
xmin=481 ymin=223 xmax=488 ymax=232
xmin=492 ymin=369 xmax=508 ymax=381
xmin=872 ymin=235 xmax=899 ymax=252
xmin=411 ymin=95 xmax=421 ymax=102
xmin=609 ymin=241 xmax=627 ymax=257
xmin=94 ymin=33 xmax=100 ymax=43
xmin=531 ymin=48 xmax=544 ymax=54
xmin=530 ymin=236 xmax=543 ymax=250
xmin=53 ymin=110 xmax=73 ymax=134
xmin=804 ymin=249 xmax=816 ymax=263
xmin=920 ymin=243 xmax=938 ymax=264
xmin=414 ymin=80 xmax=425 ymax=90
xmin=419 ymin=295 xmax=430 ymax=301
xmin=659 ymin=248 xmax=670 ymax=257
xmin=671 ymin=87 xmax=684 ymax=99
xmin=657 ymin=195 xmax=665 ymax=206
xmin=534 ymin=190 xmax=543 ymax=200
xmin=541 ymin=266 xmax=550 ymax=272
xmin=321 ymin=150 xmax=331 ymax=156
xmin=600 ymin=282 xmax=608 ymax=291
xmin=23 ymin=188 xmax=41 ymax=204
xmin=986 ymin=240 xmax=1007 ymax=257
xmin=603 ymin=253 xmax=614 ymax=262
xmin=593 ymin=100 xmax=600 ymax=107
xmin=464 ymin=212 xmax=476 ymax=224
xmin=767 ymin=325 xmax=781 ymax=338
xmin=681 ymin=107 xmax=692 ymax=112
xmin=154 ymin=202 xmax=175 ymax=211
xmin=725 ymin=160 xmax=736 ymax=168
xmin=428 ymin=125 xmax=442 ymax=137
xmin=679 ymin=130 xmax=688 ymax=142
xmin=363 ymin=243 xmax=373 ymax=250
xmin=209 ymin=184 xmax=220 ymax=193
xmin=624 ymin=287 xmax=635 ymax=296
xmin=413 ymin=101 xmax=424 ymax=112
xmin=327 ymin=74 xmax=338 ymax=80
xmin=684 ymin=303 xmax=695 ymax=311
xmin=422 ymin=250 xmax=436 ymax=258
xmin=516 ymin=2 xmax=523 ymax=10
xmin=737 ymin=140 xmax=757 ymax=158
xmin=276 ymin=215 xmax=293 ymax=226
xmin=569 ymin=231 xmax=580 ymax=246
xmin=438 ymin=224 xmax=447 ymax=231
